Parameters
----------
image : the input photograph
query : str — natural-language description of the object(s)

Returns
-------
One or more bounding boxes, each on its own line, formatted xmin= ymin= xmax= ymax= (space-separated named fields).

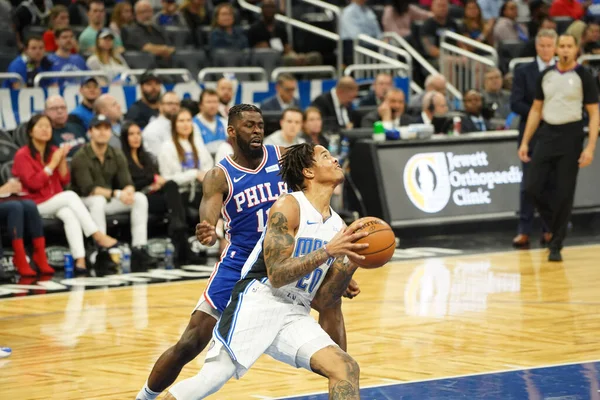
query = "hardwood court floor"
xmin=1 ymin=245 xmax=600 ymax=399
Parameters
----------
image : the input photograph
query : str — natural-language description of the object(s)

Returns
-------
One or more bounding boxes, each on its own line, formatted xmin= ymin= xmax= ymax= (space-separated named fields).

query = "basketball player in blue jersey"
xmin=164 ymin=143 xmax=367 ymax=400
xmin=137 ymin=105 xmax=360 ymax=400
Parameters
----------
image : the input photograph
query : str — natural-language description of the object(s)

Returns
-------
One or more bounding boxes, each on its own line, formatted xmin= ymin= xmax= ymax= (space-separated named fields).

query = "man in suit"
xmin=415 ymin=91 xmax=452 ymax=134
xmin=510 ymin=28 xmax=556 ymax=247
xmin=359 ymin=73 xmax=393 ymax=107
xmin=311 ymin=76 xmax=359 ymax=130
xmin=260 ymin=73 xmax=300 ymax=112
xmin=361 ymin=88 xmax=413 ymax=128
xmin=461 ymin=90 xmax=493 ymax=133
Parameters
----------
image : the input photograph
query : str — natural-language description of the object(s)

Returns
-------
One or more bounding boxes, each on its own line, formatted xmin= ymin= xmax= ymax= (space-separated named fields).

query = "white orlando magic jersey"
xmin=241 ymin=191 xmax=344 ymax=305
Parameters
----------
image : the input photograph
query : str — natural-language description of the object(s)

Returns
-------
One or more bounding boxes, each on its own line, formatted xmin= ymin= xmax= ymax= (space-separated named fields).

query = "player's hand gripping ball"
xmin=351 ymin=217 xmax=396 ymax=269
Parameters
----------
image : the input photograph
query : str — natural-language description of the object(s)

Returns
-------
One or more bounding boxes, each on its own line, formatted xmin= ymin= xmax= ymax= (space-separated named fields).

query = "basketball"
xmin=351 ymin=217 xmax=396 ymax=269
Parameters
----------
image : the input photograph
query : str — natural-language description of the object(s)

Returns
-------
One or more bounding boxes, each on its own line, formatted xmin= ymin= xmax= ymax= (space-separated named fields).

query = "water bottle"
xmin=372 ymin=121 xmax=386 ymax=142
xmin=64 ymin=252 xmax=74 ymax=279
xmin=121 ymin=244 xmax=131 ymax=274
xmin=338 ymin=137 xmax=350 ymax=166
xmin=328 ymin=134 xmax=340 ymax=157
xmin=453 ymin=116 xmax=462 ymax=136
xmin=164 ymin=238 xmax=175 ymax=270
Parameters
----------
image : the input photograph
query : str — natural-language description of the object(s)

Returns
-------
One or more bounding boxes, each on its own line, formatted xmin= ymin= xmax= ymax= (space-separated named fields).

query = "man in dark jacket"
xmin=361 ymin=88 xmax=414 ymax=129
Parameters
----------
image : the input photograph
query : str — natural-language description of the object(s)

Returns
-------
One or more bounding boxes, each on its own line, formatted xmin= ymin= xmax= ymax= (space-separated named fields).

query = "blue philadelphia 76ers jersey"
xmin=217 ymin=145 xmax=289 ymax=253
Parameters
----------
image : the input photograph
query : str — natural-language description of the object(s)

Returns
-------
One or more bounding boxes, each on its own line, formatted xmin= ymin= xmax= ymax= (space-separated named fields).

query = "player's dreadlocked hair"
xmin=279 ymin=142 xmax=317 ymax=192
xmin=228 ymin=104 xmax=262 ymax=127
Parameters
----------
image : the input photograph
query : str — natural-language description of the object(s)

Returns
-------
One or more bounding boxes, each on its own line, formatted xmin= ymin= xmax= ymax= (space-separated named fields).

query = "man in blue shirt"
xmin=340 ymin=0 xmax=382 ymax=40
xmin=48 ymin=27 xmax=89 ymax=87
xmin=3 ymin=36 xmax=55 ymax=89
xmin=69 ymin=77 xmax=101 ymax=131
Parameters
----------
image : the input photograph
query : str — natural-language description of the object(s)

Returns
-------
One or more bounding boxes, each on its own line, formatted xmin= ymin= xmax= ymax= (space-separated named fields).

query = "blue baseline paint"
xmin=280 ymin=361 xmax=600 ymax=400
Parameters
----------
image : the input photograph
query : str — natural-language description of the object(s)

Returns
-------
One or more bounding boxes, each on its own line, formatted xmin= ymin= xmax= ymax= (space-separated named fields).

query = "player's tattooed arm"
xmin=264 ymin=195 xmax=331 ymax=288
xmin=197 ymin=167 xmax=228 ymax=246
xmin=314 ymin=257 xmax=359 ymax=310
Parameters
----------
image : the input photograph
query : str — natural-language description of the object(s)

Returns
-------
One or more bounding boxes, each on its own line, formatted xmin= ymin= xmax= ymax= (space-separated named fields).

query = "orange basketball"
xmin=351 ymin=217 xmax=396 ymax=269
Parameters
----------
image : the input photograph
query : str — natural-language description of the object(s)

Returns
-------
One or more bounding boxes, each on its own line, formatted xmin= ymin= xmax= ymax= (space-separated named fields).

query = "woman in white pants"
xmin=12 ymin=114 xmax=117 ymax=273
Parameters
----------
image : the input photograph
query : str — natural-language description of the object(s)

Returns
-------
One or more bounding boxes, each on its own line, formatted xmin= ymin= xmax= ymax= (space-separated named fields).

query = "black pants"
xmin=524 ymin=121 xmax=584 ymax=250
xmin=148 ymin=181 xmax=187 ymax=235
xmin=0 ymin=199 xmax=44 ymax=239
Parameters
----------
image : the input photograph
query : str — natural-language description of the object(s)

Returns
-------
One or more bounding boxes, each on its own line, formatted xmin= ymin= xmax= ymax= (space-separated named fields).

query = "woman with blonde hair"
xmin=86 ymin=28 xmax=130 ymax=84
xmin=109 ymin=1 xmax=134 ymax=39
xmin=158 ymin=108 xmax=213 ymax=209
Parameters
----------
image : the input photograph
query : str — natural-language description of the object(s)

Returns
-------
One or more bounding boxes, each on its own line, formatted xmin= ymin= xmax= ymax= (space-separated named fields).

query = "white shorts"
xmin=207 ymin=279 xmax=337 ymax=378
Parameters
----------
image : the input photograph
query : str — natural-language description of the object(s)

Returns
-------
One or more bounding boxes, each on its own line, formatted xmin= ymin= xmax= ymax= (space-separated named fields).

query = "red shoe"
xmin=32 ymin=237 xmax=54 ymax=275
xmin=11 ymin=239 xmax=36 ymax=277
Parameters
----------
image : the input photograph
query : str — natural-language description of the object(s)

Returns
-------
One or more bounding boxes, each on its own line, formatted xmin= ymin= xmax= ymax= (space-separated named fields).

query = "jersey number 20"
xmin=296 ymin=267 xmax=324 ymax=293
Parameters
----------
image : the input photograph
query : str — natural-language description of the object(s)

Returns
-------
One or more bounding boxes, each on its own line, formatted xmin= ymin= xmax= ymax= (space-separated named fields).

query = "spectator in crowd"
xmin=416 ymin=91 xmax=449 ymax=125
xmin=528 ymin=0 xmax=550 ymax=39
xmin=143 ymin=91 xmax=181 ymax=156
xmin=549 ymin=0 xmax=587 ymax=21
xmin=45 ymin=95 xmax=87 ymax=155
xmin=69 ymin=77 xmax=101 ymax=131
xmin=180 ymin=0 xmax=212 ymax=47
xmin=13 ymin=114 xmax=118 ymax=274
xmin=359 ymin=73 xmax=393 ymax=107
xmin=216 ymin=77 xmax=234 ymax=119
xmin=12 ymin=0 xmax=51 ymax=50
xmin=158 ymin=108 xmax=213 ymax=209
xmin=43 ymin=5 xmax=77 ymax=54
xmin=86 ymin=29 xmax=130 ymax=84
xmin=0 ymin=182 xmax=53 ymax=277
xmin=493 ymin=1 xmax=528 ymax=45
xmin=125 ymin=0 xmax=175 ymax=68
xmin=510 ymin=28 xmax=557 ymax=247
xmin=362 ymin=88 xmax=413 ymax=129
xmin=121 ymin=121 xmax=193 ymax=265
xmin=79 ymin=0 xmax=125 ymax=56
xmin=581 ymin=21 xmax=600 ymax=54
xmin=520 ymin=16 xmax=556 ymax=57
xmin=460 ymin=90 xmax=492 ymax=132
xmin=409 ymin=74 xmax=448 ymax=110
xmin=264 ymin=107 xmax=305 ymax=147
xmin=483 ymin=68 xmax=511 ymax=120
xmin=69 ymin=0 xmax=90 ymax=27
xmin=422 ymin=0 xmax=459 ymax=66
xmin=3 ymin=36 xmax=54 ymax=89
xmin=110 ymin=1 xmax=134 ymax=39
xmin=210 ymin=2 xmax=249 ymax=51
xmin=125 ymin=71 xmax=162 ymax=129
xmin=340 ymin=0 xmax=381 ymax=40
xmin=311 ymin=76 xmax=359 ymax=130
xmin=48 ymin=28 xmax=89 ymax=86
xmin=154 ymin=0 xmax=185 ymax=26
xmin=94 ymin=94 xmax=124 ymax=146
xmin=477 ymin=0 xmax=504 ymax=21
xmin=461 ymin=0 xmax=493 ymax=45
xmin=382 ymin=0 xmax=431 ymax=39
xmin=71 ymin=114 xmax=156 ymax=270
xmin=247 ymin=0 xmax=322 ymax=66
xmin=192 ymin=89 xmax=228 ymax=155
xmin=260 ymin=73 xmax=300 ymax=112
xmin=301 ymin=107 xmax=329 ymax=148
xmin=0 ymin=0 xmax=11 ymax=33
xmin=420 ymin=0 xmax=464 ymax=9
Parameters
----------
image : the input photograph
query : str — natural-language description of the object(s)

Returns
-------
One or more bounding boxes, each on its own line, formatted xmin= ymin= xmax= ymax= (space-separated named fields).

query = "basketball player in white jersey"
xmin=164 ymin=143 xmax=369 ymax=399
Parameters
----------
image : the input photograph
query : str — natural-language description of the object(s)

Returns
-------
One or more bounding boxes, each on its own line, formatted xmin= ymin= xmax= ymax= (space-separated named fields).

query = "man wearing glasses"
xmin=45 ymin=95 xmax=87 ymax=156
xmin=260 ymin=73 xmax=300 ymax=112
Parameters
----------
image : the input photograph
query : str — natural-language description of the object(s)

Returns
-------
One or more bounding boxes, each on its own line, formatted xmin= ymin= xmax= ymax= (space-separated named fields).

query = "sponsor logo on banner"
xmin=404 ymin=151 xmax=522 ymax=213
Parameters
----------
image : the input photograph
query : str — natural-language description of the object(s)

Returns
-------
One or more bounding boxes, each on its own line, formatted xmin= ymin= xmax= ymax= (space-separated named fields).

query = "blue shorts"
xmin=201 ymin=246 xmax=251 ymax=313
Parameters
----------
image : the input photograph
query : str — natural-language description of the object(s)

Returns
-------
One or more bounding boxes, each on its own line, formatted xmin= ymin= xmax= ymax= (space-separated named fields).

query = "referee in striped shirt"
xmin=519 ymin=34 xmax=599 ymax=262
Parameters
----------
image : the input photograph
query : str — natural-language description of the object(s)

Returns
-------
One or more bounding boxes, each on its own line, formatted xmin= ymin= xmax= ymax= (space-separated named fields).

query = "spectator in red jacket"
xmin=12 ymin=114 xmax=118 ymax=274
xmin=549 ymin=0 xmax=586 ymax=20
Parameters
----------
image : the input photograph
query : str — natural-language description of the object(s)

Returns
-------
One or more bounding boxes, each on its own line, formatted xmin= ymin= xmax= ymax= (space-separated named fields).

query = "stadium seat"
xmin=0 ymin=130 xmax=13 ymax=144
xmin=122 ymin=51 xmax=158 ymax=70
xmin=0 ymin=51 xmax=17 ymax=74
xmin=13 ymin=123 xmax=28 ymax=147
xmin=72 ymin=26 xmax=86 ymax=40
xmin=498 ymin=40 xmax=527 ymax=74
xmin=249 ymin=49 xmax=282 ymax=78
xmin=0 ymin=29 xmax=17 ymax=50
xmin=173 ymin=49 xmax=208 ymax=81
xmin=22 ymin=25 xmax=46 ymax=40
xmin=554 ymin=16 xmax=574 ymax=35
xmin=0 ymin=141 xmax=18 ymax=165
xmin=211 ymin=49 xmax=248 ymax=67
xmin=0 ymin=161 xmax=13 ymax=184
xmin=164 ymin=26 xmax=194 ymax=49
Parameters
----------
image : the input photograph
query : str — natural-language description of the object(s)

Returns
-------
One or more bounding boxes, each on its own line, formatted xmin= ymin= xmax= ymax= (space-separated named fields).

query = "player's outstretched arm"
xmin=196 ymin=167 xmax=228 ymax=246
xmin=264 ymin=196 xmax=369 ymax=288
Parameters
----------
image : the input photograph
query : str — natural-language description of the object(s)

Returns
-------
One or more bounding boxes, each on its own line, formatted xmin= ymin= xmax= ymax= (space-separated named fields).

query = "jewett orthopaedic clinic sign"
xmin=349 ymin=132 xmax=600 ymax=227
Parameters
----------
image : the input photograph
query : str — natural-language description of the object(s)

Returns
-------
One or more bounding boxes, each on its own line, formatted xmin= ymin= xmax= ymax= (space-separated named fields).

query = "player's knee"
xmin=176 ymin=326 xmax=211 ymax=360
xmin=324 ymin=350 xmax=360 ymax=382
